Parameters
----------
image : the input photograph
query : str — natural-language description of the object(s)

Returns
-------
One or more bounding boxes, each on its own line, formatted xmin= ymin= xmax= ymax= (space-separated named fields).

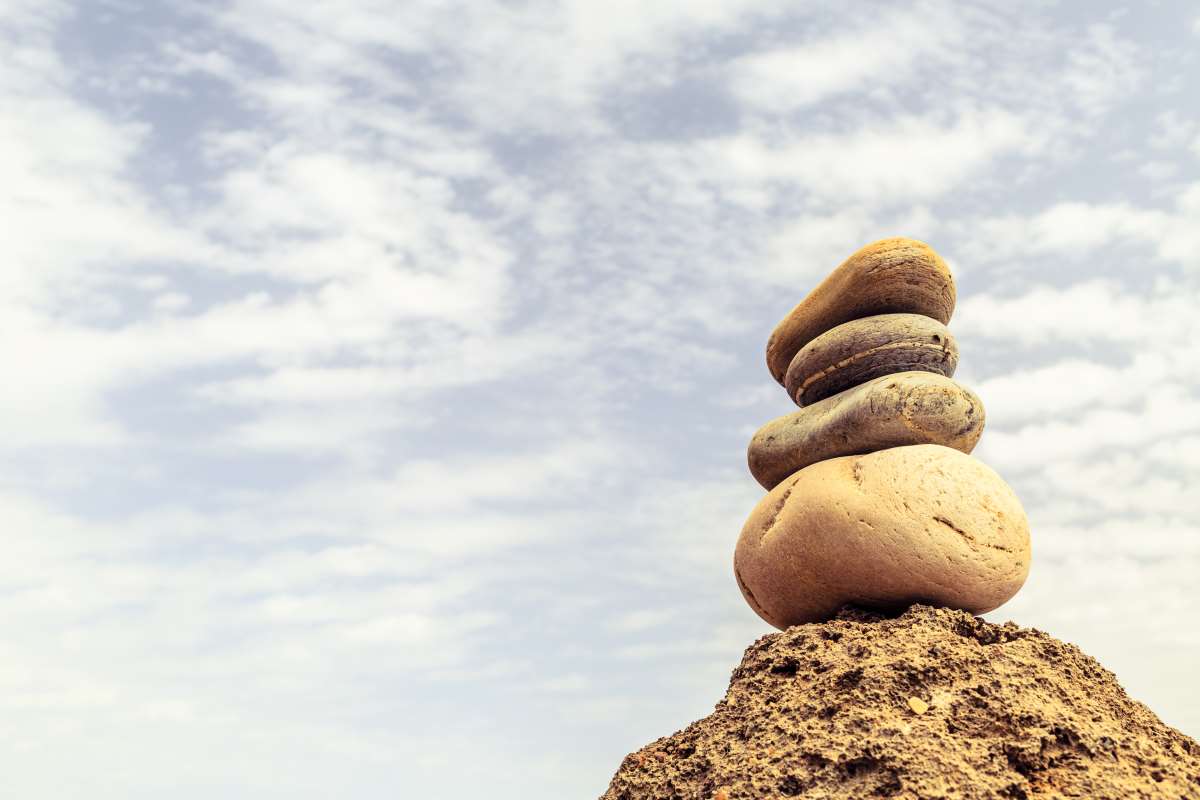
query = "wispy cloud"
xmin=707 ymin=107 xmax=1036 ymax=204
xmin=2 ymin=1 xmax=1199 ymax=796
xmin=728 ymin=2 xmax=964 ymax=112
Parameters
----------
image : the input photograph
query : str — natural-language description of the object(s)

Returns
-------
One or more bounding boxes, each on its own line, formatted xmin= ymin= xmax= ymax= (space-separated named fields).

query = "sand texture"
xmin=601 ymin=605 xmax=1200 ymax=799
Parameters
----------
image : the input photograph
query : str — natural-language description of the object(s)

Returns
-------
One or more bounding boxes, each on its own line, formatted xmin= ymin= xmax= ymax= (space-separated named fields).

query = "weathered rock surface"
xmin=748 ymin=373 xmax=985 ymax=490
xmin=783 ymin=313 xmax=958 ymax=407
xmin=765 ymin=238 xmax=956 ymax=385
xmin=601 ymin=605 xmax=1200 ymax=800
xmin=734 ymin=445 xmax=1029 ymax=629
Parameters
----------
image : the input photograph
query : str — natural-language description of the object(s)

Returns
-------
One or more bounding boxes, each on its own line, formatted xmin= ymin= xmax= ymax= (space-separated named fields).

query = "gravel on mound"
xmin=601 ymin=605 xmax=1200 ymax=800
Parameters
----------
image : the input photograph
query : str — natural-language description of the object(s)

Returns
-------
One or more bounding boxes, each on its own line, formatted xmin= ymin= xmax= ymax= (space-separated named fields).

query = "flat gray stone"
xmin=783 ymin=313 xmax=958 ymax=406
xmin=748 ymin=372 xmax=985 ymax=490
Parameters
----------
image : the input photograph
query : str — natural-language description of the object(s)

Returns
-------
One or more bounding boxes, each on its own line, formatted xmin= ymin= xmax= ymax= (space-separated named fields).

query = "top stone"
xmin=765 ymin=237 xmax=956 ymax=385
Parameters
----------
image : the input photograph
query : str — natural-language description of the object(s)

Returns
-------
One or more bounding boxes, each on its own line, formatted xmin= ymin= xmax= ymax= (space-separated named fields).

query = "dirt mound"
xmin=601 ymin=605 xmax=1200 ymax=799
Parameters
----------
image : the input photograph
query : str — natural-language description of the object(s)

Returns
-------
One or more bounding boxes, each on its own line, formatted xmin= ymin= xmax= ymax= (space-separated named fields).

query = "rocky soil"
xmin=601 ymin=605 xmax=1200 ymax=799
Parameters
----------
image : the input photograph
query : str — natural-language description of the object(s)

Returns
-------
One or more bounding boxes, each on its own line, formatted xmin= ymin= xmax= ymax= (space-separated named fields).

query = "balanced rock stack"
xmin=600 ymin=242 xmax=1198 ymax=797
xmin=735 ymin=237 xmax=1031 ymax=628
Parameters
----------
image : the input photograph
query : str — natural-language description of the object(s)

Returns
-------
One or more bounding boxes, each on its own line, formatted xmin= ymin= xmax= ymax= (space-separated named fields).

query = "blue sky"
xmin=2 ymin=1 xmax=1199 ymax=797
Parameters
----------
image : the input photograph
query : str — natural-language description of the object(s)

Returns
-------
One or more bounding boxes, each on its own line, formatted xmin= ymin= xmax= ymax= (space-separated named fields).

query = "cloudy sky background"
xmin=2 ymin=0 xmax=1199 ymax=796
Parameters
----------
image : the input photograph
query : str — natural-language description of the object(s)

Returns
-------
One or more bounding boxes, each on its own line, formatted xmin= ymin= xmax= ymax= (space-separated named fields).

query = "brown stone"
xmin=783 ymin=313 xmax=958 ymax=406
xmin=748 ymin=372 xmax=984 ymax=490
xmin=734 ymin=445 xmax=1029 ymax=629
xmin=601 ymin=605 xmax=1200 ymax=800
xmin=765 ymin=237 xmax=956 ymax=385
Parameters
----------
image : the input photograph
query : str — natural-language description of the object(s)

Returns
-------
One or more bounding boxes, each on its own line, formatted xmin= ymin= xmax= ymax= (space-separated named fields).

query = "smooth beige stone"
xmin=783 ymin=313 xmax=958 ymax=406
xmin=765 ymin=238 xmax=956 ymax=385
xmin=734 ymin=445 xmax=1030 ymax=629
xmin=748 ymin=372 xmax=984 ymax=490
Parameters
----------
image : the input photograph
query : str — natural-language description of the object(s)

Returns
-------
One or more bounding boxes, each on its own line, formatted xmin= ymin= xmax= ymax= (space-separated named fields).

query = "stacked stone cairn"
xmin=734 ymin=237 xmax=1031 ymax=628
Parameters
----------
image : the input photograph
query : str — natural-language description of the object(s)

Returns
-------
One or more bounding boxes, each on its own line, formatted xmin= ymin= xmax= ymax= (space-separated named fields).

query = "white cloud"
xmin=758 ymin=210 xmax=873 ymax=283
xmin=0 ymin=88 xmax=526 ymax=451
xmin=1137 ymin=160 xmax=1177 ymax=180
xmin=958 ymin=281 xmax=1141 ymax=346
xmin=1149 ymin=111 xmax=1198 ymax=150
xmin=542 ymin=673 xmax=591 ymax=692
xmin=628 ymin=473 xmax=762 ymax=581
xmin=728 ymin=3 xmax=961 ymax=112
xmin=0 ymin=312 xmax=129 ymax=446
xmin=957 ymin=279 xmax=1200 ymax=350
xmin=707 ymin=108 xmax=1035 ymax=204
xmin=1148 ymin=435 xmax=1200 ymax=470
xmin=195 ymin=149 xmax=515 ymax=329
xmin=1059 ymin=24 xmax=1141 ymax=116
xmin=383 ymin=440 xmax=630 ymax=514
xmin=152 ymin=292 xmax=192 ymax=312
xmin=759 ymin=206 xmax=941 ymax=286
xmin=0 ymin=56 xmax=199 ymax=312
xmin=216 ymin=0 xmax=781 ymax=136
xmin=975 ymin=355 xmax=1170 ymax=424
xmin=979 ymin=384 xmax=1200 ymax=472
xmin=1039 ymin=456 xmax=1198 ymax=519
xmin=958 ymin=183 xmax=1200 ymax=270
xmin=607 ymin=608 xmax=678 ymax=633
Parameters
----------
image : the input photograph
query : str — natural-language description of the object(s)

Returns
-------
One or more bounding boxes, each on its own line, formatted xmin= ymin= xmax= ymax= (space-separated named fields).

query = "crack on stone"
xmin=760 ymin=483 xmax=795 ymax=543
xmin=934 ymin=515 xmax=1011 ymax=553
xmin=735 ymin=564 xmax=770 ymax=622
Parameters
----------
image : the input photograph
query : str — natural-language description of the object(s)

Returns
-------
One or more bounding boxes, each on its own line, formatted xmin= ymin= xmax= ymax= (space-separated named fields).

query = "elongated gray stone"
xmin=748 ymin=372 xmax=985 ymax=490
xmin=783 ymin=313 xmax=958 ymax=406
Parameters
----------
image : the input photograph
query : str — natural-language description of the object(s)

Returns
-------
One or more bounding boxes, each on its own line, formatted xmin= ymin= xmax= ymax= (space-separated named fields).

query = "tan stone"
xmin=765 ymin=237 xmax=956 ymax=385
xmin=747 ymin=372 xmax=984 ymax=490
xmin=783 ymin=313 xmax=958 ymax=406
xmin=734 ymin=445 xmax=1029 ymax=629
